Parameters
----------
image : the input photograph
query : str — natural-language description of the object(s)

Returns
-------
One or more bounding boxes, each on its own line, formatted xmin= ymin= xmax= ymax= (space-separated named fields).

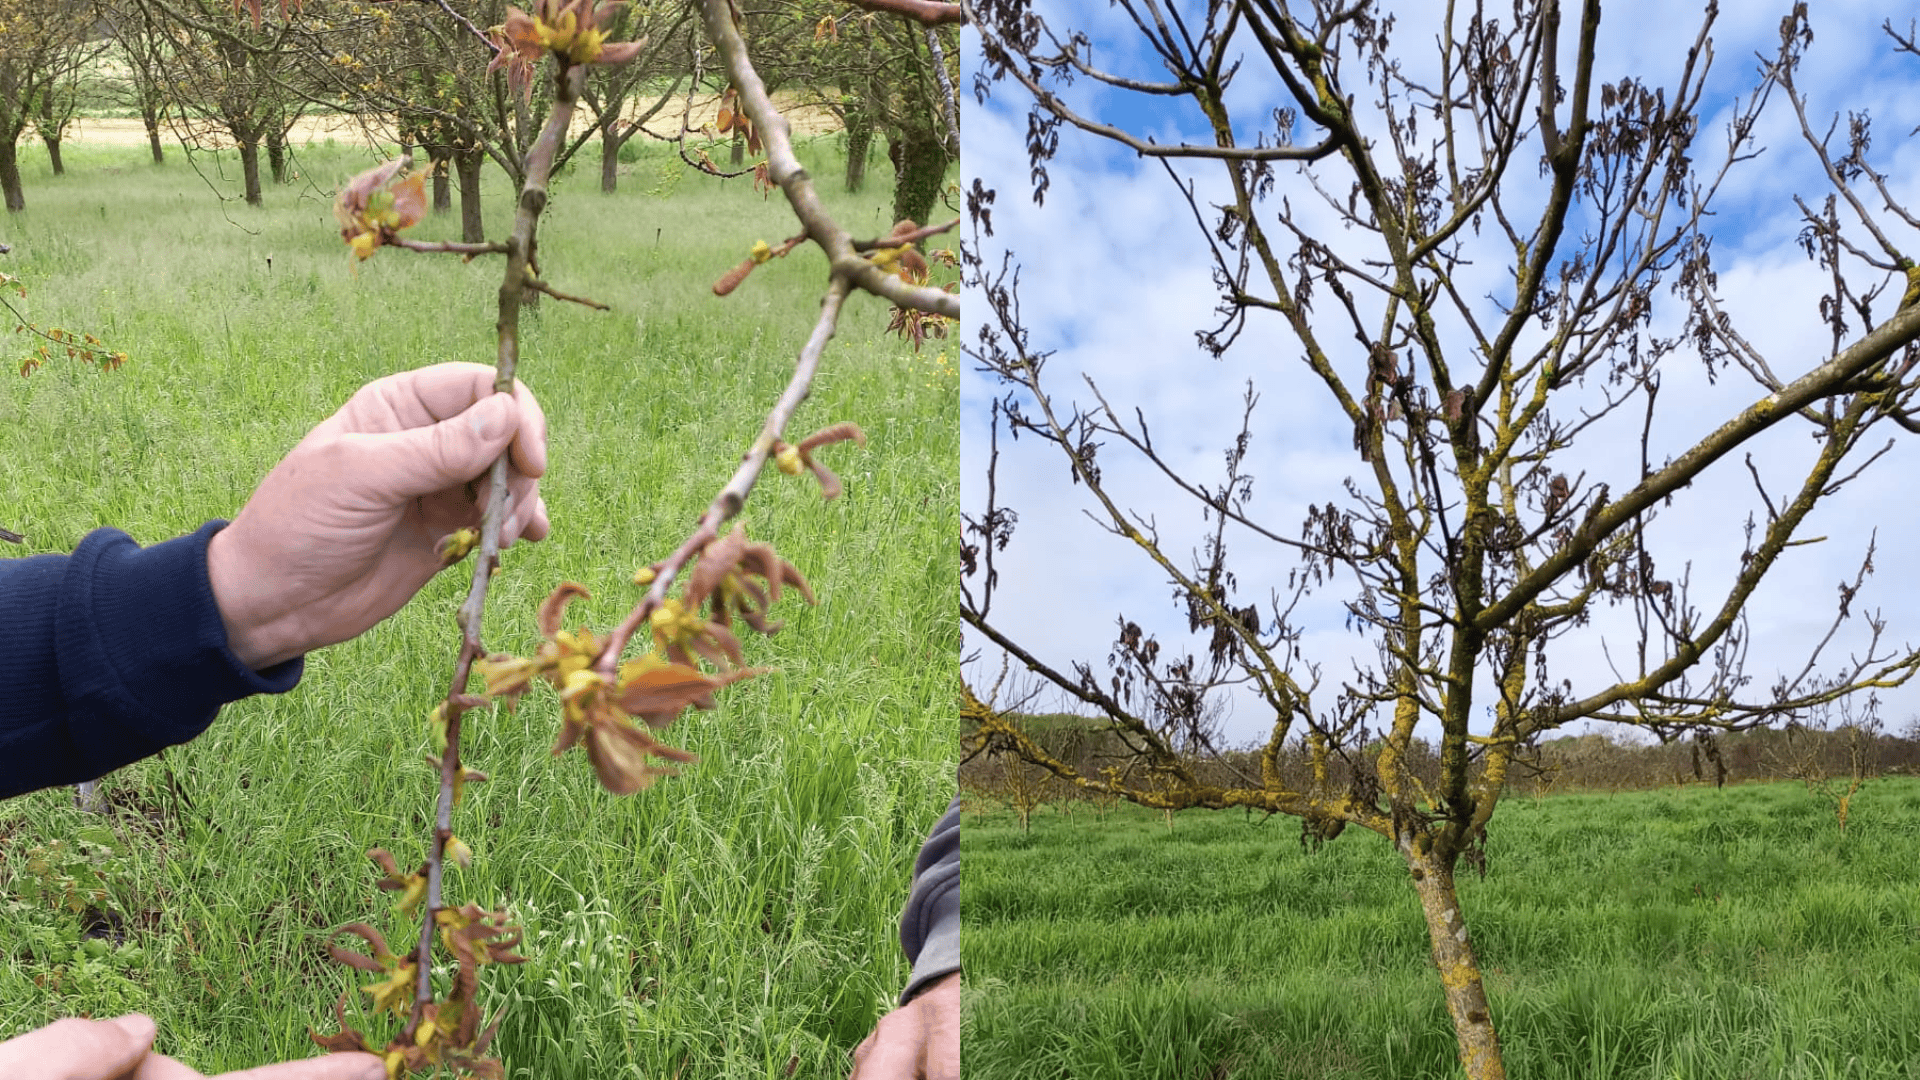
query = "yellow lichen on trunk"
xmin=1406 ymin=847 xmax=1505 ymax=1080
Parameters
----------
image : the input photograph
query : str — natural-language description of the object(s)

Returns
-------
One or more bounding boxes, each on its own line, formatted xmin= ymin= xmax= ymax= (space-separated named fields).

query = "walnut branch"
xmin=407 ymin=58 xmax=588 ymax=1040
xmin=388 ymin=238 xmax=511 ymax=258
xmin=840 ymin=0 xmax=962 ymax=25
xmin=523 ymin=277 xmax=610 ymax=310
xmin=591 ymin=278 xmax=852 ymax=677
xmin=1482 ymin=300 xmax=1920 ymax=634
xmin=697 ymin=0 xmax=956 ymax=318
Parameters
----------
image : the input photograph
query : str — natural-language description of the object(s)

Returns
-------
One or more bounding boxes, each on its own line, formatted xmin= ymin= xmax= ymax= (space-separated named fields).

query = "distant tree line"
xmin=963 ymin=708 xmax=1920 ymax=825
xmin=0 ymin=0 xmax=958 ymax=224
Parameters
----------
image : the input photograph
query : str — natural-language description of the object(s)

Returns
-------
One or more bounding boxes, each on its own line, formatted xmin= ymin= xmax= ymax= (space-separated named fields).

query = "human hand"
xmin=0 ymin=1013 xmax=385 ymax=1079
xmin=848 ymin=972 xmax=958 ymax=1080
xmin=207 ymin=362 xmax=550 ymax=670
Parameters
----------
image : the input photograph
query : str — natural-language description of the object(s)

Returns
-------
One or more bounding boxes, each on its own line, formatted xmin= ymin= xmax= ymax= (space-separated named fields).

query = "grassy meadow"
xmin=0 ymin=133 xmax=956 ymax=1077
xmin=963 ymin=780 xmax=1920 ymax=1080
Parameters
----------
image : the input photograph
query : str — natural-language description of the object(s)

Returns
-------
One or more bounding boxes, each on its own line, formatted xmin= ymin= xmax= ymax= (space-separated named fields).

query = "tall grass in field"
xmin=964 ymin=780 xmax=1920 ymax=1080
xmin=0 ymin=135 xmax=956 ymax=1078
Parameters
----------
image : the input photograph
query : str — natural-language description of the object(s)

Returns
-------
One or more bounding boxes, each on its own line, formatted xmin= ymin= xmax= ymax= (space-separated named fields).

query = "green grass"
xmin=0 ymin=136 xmax=956 ymax=1078
xmin=963 ymin=780 xmax=1920 ymax=1080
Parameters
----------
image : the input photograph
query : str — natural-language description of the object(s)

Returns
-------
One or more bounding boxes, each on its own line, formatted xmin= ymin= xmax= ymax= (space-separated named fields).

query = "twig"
xmin=923 ymin=29 xmax=961 ymax=156
xmin=524 ymin=278 xmax=610 ymax=309
xmin=593 ymin=277 xmax=852 ymax=676
xmin=839 ymin=0 xmax=963 ymax=25
xmin=416 ymin=0 xmax=498 ymax=54
xmin=852 ymin=218 xmax=958 ymax=253
xmin=389 ymin=237 xmax=511 ymax=257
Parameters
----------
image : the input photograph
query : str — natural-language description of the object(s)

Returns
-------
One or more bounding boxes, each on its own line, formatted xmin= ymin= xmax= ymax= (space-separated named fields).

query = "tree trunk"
xmin=267 ymin=133 xmax=288 ymax=185
xmin=890 ymin=117 xmax=949 ymax=230
xmin=844 ymin=107 xmax=872 ymax=192
xmin=238 ymin=139 xmax=263 ymax=205
xmin=454 ymin=147 xmax=485 ymax=243
xmin=1406 ymin=843 xmax=1505 ymax=1080
xmin=730 ymin=126 xmax=745 ymax=166
xmin=143 ymin=109 xmax=164 ymax=164
xmin=1 ymin=140 xmax=24 ymax=212
xmin=34 ymin=91 xmax=64 ymax=176
xmin=429 ymin=148 xmax=451 ymax=213
xmin=600 ymin=119 xmax=622 ymax=193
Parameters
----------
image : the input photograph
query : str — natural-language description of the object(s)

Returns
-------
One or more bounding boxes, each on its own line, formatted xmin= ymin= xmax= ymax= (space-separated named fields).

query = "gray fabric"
xmin=898 ymin=795 xmax=960 ymax=1003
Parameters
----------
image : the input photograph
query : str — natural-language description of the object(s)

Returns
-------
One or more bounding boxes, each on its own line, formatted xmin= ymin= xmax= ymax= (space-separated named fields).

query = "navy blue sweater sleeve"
xmin=0 ymin=521 xmax=302 ymax=799
xmin=897 ymin=795 xmax=960 ymax=1003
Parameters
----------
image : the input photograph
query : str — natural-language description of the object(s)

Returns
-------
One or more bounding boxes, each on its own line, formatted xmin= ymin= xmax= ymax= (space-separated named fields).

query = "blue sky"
xmin=961 ymin=0 xmax=1920 ymax=750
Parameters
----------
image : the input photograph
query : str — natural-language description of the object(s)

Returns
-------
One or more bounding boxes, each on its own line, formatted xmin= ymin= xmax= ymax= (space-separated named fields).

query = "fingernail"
xmin=108 ymin=1013 xmax=156 ymax=1046
xmin=468 ymin=396 xmax=513 ymax=442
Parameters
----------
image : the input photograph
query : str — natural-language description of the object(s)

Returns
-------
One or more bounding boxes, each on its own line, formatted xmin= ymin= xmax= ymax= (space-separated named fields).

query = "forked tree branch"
xmin=697 ymin=0 xmax=958 ymax=319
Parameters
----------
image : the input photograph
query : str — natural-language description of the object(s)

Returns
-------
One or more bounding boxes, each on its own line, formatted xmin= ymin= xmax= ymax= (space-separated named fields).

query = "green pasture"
xmin=963 ymin=780 xmax=1920 ymax=1080
xmin=0 ymin=134 xmax=956 ymax=1078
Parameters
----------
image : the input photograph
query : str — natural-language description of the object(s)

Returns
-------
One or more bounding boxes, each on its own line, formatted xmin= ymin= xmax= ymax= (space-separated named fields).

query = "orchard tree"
xmin=138 ymin=0 xmax=311 ymax=204
xmin=579 ymin=1 xmax=696 ymax=192
xmin=102 ymin=0 xmax=179 ymax=164
xmin=27 ymin=29 xmax=107 ymax=177
xmin=0 ymin=0 xmax=95 ymax=210
xmin=964 ymin=1 xmax=1920 ymax=1077
xmin=279 ymin=0 xmax=505 ymax=235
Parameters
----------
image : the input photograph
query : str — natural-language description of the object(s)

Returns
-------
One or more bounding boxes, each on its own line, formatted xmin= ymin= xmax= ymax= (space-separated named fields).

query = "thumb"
xmin=358 ymin=393 xmax=518 ymax=501
xmin=0 ymin=1013 xmax=156 ymax=1079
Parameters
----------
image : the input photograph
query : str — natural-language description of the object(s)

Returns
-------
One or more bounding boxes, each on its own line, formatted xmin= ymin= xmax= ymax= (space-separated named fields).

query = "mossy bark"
xmin=889 ymin=112 xmax=948 ymax=229
xmin=1407 ymin=844 xmax=1504 ymax=1080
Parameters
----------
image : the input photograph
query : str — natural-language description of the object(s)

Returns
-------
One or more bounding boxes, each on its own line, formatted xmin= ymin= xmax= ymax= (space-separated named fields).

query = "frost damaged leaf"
xmin=325 ymin=923 xmax=396 ymax=972
xmin=362 ymin=962 xmax=417 ymax=1018
xmin=680 ymin=527 xmax=814 ymax=643
xmin=585 ymin=718 xmax=684 ymax=795
xmin=475 ymin=653 xmax=538 ymax=701
xmin=368 ymin=849 xmax=429 ymax=917
xmin=310 ymin=993 xmax=373 ymax=1054
xmin=790 ymin=422 xmax=867 ymax=501
xmin=683 ymin=529 xmax=746 ymax=611
xmin=335 ymin=159 xmax=427 ymax=261
xmin=616 ymin=656 xmax=762 ymax=727
xmin=538 ymin=581 xmax=592 ymax=637
xmin=439 ymin=904 xmax=527 ymax=967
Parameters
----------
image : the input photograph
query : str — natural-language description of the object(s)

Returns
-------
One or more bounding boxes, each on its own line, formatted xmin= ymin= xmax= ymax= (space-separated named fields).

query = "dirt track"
xmin=61 ymin=94 xmax=841 ymax=149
